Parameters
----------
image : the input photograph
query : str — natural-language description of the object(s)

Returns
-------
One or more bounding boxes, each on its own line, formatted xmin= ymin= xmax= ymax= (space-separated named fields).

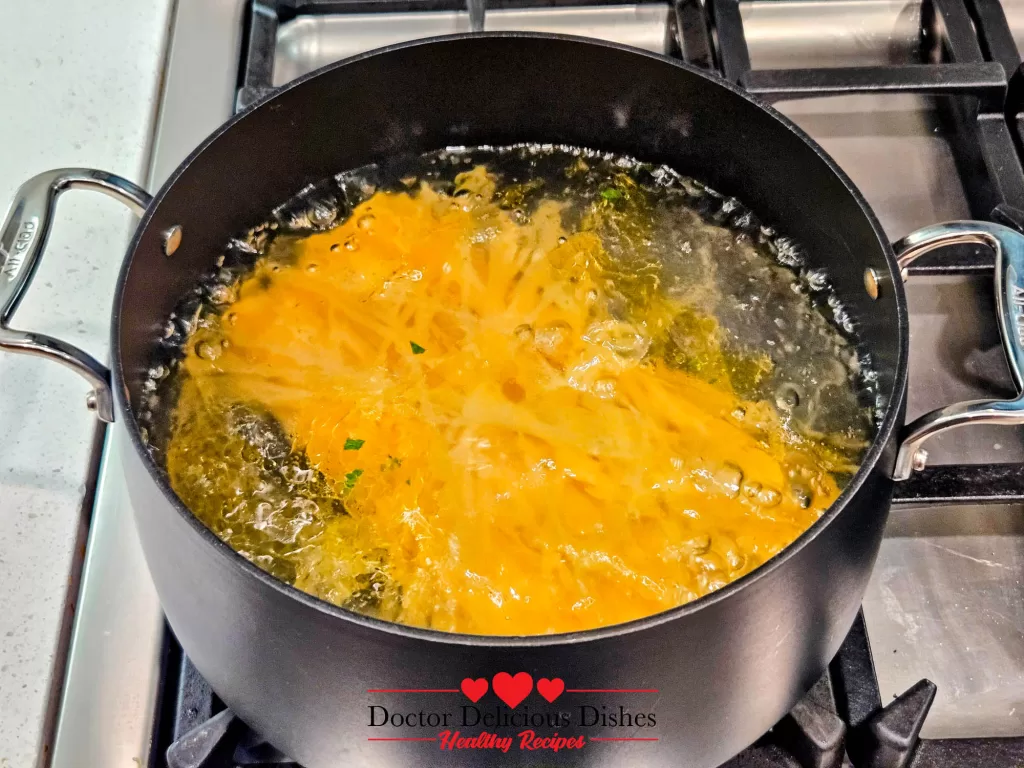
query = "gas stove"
xmin=44 ymin=1 xmax=1024 ymax=766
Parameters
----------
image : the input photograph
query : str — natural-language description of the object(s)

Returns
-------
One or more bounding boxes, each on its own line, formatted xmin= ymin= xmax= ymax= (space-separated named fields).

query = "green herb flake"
xmin=344 ymin=468 xmax=364 ymax=493
xmin=410 ymin=341 xmax=426 ymax=355
xmin=600 ymin=188 xmax=623 ymax=202
xmin=344 ymin=438 xmax=365 ymax=451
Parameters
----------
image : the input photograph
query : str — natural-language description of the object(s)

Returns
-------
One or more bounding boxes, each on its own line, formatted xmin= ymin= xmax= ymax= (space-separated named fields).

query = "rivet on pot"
xmin=162 ymin=225 xmax=183 ymax=257
xmin=863 ymin=268 xmax=880 ymax=300
xmin=85 ymin=392 xmax=98 ymax=411
xmin=912 ymin=448 xmax=929 ymax=472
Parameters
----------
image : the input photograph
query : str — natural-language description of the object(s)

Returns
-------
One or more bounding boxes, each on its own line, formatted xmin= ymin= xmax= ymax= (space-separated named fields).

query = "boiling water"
xmin=144 ymin=145 xmax=875 ymax=633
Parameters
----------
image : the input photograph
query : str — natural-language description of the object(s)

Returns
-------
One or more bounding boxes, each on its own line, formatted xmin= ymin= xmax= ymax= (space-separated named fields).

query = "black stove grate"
xmin=154 ymin=1 xmax=1024 ymax=765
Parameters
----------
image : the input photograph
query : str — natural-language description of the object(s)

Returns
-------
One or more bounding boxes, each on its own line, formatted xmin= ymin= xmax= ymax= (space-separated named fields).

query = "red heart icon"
xmin=536 ymin=677 xmax=565 ymax=703
xmin=461 ymin=677 xmax=488 ymax=703
xmin=491 ymin=672 xmax=533 ymax=709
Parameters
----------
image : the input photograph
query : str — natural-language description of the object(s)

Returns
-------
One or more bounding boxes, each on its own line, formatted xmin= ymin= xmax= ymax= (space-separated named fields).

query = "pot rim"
xmin=111 ymin=31 xmax=909 ymax=648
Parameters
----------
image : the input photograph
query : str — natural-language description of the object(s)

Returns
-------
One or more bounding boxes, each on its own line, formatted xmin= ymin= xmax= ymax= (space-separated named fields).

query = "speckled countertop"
xmin=0 ymin=2 xmax=172 ymax=764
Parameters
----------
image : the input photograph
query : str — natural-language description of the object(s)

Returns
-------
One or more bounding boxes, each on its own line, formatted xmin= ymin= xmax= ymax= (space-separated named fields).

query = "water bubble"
xmin=582 ymin=320 xmax=650 ymax=360
xmin=685 ymin=535 xmax=711 ymax=554
xmin=307 ymin=263 xmax=319 ymax=273
xmin=805 ymin=268 xmax=829 ymax=291
xmin=703 ymin=575 xmax=730 ymax=592
xmin=344 ymin=236 xmax=358 ymax=251
xmin=309 ymin=203 xmax=337 ymax=228
xmin=775 ymin=384 xmax=801 ymax=411
xmin=791 ymin=485 xmax=813 ymax=509
xmin=720 ymin=536 xmax=745 ymax=571
xmin=513 ymin=323 xmax=534 ymax=342
xmin=330 ymin=243 xmax=341 ymax=253
xmin=714 ymin=464 xmax=743 ymax=498
xmin=195 ymin=341 xmax=221 ymax=361
xmin=534 ymin=320 xmax=572 ymax=355
xmin=208 ymin=285 xmax=234 ymax=305
xmin=774 ymin=237 xmax=804 ymax=267
xmin=557 ymin=236 xmax=567 ymax=245
xmin=357 ymin=214 xmax=375 ymax=230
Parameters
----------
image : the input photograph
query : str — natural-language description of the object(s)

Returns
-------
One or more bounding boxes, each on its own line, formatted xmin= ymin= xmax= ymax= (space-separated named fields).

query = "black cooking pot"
xmin=3 ymin=34 xmax=1024 ymax=768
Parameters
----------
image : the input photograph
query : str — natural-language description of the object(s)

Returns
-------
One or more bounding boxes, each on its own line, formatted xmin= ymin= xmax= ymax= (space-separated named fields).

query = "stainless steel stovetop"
xmin=43 ymin=0 xmax=1024 ymax=764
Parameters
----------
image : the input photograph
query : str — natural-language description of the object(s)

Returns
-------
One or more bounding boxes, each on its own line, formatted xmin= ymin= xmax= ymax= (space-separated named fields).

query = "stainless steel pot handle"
xmin=892 ymin=221 xmax=1024 ymax=480
xmin=0 ymin=169 xmax=151 ymax=423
